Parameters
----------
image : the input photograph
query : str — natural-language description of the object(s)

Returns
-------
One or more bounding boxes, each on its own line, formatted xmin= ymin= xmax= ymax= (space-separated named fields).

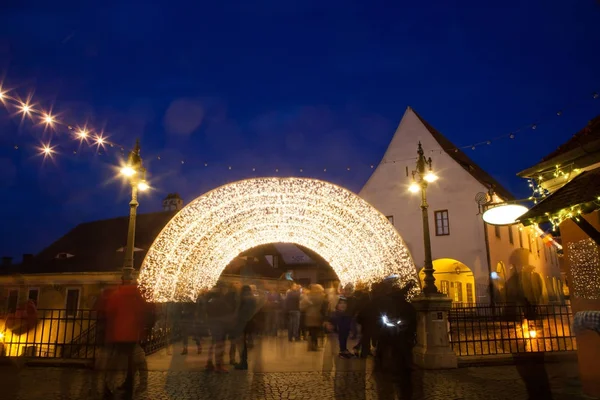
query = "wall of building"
xmin=559 ymin=210 xmax=600 ymax=313
xmin=359 ymin=108 xmax=493 ymax=302
xmin=487 ymin=223 xmax=563 ymax=304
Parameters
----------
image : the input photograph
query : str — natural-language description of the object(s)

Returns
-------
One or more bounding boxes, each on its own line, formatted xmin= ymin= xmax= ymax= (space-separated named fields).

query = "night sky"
xmin=0 ymin=1 xmax=599 ymax=259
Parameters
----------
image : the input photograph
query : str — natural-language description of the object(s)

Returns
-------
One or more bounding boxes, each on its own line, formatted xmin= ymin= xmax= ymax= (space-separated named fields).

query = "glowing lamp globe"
xmin=424 ymin=171 xmax=438 ymax=183
xmin=137 ymin=181 xmax=150 ymax=191
xmin=121 ymin=166 xmax=136 ymax=177
xmin=408 ymin=182 xmax=420 ymax=193
xmin=482 ymin=204 xmax=529 ymax=226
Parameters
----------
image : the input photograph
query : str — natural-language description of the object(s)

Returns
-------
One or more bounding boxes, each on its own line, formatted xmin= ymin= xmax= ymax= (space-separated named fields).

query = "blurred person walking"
xmin=102 ymin=279 xmax=153 ymax=399
xmin=300 ymin=284 xmax=326 ymax=351
xmin=232 ymin=285 xmax=258 ymax=370
xmin=179 ymin=302 xmax=201 ymax=355
xmin=205 ymin=283 xmax=235 ymax=373
xmin=285 ymin=284 xmax=301 ymax=342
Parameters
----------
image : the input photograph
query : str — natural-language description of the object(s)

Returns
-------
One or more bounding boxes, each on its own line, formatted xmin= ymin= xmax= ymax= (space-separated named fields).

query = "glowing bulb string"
xmin=0 ymin=80 xmax=597 ymax=173
xmin=423 ymin=89 xmax=599 ymax=155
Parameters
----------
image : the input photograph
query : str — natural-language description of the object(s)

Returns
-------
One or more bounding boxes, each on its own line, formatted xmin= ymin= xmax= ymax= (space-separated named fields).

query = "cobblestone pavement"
xmin=0 ymin=361 xmax=588 ymax=400
xmin=0 ymin=336 xmax=590 ymax=400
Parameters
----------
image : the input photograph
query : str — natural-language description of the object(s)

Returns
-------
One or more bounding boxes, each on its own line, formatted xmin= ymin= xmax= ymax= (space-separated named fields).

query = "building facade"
xmin=359 ymin=107 xmax=563 ymax=304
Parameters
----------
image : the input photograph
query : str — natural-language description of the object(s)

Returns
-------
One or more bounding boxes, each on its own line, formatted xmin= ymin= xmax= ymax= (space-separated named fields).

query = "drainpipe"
xmin=483 ymin=221 xmax=495 ymax=305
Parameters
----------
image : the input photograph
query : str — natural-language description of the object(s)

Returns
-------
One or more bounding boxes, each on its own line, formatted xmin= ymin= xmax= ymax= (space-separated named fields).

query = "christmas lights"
xmin=567 ymin=238 xmax=600 ymax=300
xmin=138 ymin=177 xmax=420 ymax=302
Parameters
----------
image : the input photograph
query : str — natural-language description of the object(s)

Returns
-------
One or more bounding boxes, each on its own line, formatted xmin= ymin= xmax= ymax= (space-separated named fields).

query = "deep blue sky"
xmin=0 ymin=1 xmax=599 ymax=259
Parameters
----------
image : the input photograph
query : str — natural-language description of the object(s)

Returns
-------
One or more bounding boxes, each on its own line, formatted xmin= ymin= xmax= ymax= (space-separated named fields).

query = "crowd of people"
xmin=97 ymin=277 xmax=418 ymax=399
xmin=166 ymin=278 xmax=417 ymax=368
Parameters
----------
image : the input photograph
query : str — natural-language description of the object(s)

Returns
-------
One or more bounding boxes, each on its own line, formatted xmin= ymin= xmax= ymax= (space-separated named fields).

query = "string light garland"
xmin=138 ymin=177 xmax=420 ymax=302
xmin=567 ymin=238 xmax=600 ymax=300
xmin=0 ymin=80 xmax=597 ymax=175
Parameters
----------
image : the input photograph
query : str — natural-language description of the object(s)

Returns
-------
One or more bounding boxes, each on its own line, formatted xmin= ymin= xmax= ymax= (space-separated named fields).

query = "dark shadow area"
xmin=514 ymin=353 xmax=553 ymax=399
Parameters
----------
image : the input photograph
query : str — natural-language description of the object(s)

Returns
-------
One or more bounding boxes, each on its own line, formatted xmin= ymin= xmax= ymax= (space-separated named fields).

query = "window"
xmin=453 ymin=282 xmax=463 ymax=302
xmin=7 ymin=289 xmax=18 ymax=313
xmin=536 ymin=238 xmax=541 ymax=258
xmin=544 ymin=245 xmax=548 ymax=261
xmin=519 ymin=230 xmax=524 ymax=248
xmin=527 ymin=234 xmax=532 ymax=252
xmin=434 ymin=210 xmax=450 ymax=236
xmin=508 ymin=226 xmax=514 ymax=245
xmin=386 ymin=215 xmax=394 ymax=225
xmin=495 ymin=225 xmax=501 ymax=239
xmin=440 ymin=280 xmax=450 ymax=295
xmin=65 ymin=288 xmax=80 ymax=317
xmin=28 ymin=288 xmax=39 ymax=305
xmin=466 ymin=283 xmax=474 ymax=303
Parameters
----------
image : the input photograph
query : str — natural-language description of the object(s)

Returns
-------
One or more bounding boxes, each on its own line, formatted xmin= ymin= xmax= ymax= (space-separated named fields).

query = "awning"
xmin=519 ymin=168 xmax=600 ymax=225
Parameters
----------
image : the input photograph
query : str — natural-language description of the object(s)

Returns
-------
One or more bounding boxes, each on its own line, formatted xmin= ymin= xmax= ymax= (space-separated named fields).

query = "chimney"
xmin=2 ymin=256 xmax=12 ymax=266
xmin=23 ymin=254 xmax=34 ymax=264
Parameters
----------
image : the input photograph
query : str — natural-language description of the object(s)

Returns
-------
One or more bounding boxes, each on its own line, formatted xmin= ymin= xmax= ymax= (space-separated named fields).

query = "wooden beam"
xmin=570 ymin=217 xmax=600 ymax=246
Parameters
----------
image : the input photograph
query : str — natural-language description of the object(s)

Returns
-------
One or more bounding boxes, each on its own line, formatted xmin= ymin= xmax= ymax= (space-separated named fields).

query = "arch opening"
xmin=419 ymin=258 xmax=476 ymax=304
xmin=139 ymin=177 xmax=419 ymax=302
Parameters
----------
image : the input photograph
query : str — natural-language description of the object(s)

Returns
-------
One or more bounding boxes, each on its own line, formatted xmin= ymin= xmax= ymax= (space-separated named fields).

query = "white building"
xmin=360 ymin=107 xmax=563 ymax=304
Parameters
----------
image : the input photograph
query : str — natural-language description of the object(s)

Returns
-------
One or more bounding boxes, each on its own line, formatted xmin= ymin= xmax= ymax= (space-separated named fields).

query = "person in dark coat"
xmin=179 ymin=302 xmax=201 ymax=355
xmin=285 ymin=284 xmax=302 ymax=341
xmin=232 ymin=285 xmax=258 ymax=370
xmin=205 ymin=284 xmax=235 ymax=373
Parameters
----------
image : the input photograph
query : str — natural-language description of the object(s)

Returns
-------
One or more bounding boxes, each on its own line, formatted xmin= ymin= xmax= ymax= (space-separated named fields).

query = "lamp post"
xmin=120 ymin=139 xmax=149 ymax=283
xmin=409 ymin=142 xmax=439 ymax=295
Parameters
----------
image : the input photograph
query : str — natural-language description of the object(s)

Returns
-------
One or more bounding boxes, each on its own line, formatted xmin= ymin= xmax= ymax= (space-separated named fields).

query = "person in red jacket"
xmin=103 ymin=279 xmax=152 ymax=399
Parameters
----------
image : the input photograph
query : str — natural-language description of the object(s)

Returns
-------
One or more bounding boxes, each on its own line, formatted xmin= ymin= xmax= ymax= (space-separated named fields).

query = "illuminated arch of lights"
xmin=139 ymin=177 xmax=419 ymax=302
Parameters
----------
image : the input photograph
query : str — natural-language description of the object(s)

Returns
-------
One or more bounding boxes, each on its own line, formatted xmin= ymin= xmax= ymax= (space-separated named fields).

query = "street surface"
xmin=0 ymin=335 xmax=588 ymax=400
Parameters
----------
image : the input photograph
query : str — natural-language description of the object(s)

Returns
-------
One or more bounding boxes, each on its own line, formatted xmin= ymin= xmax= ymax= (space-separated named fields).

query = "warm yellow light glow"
xmin=424 ymin=171 xmax=438 ymax=183
xmin=39 ymin=142 xmax=55 ymax=159
xmin=137 ymin=181 xmax=149 ymax=191
xmin=408 ymin=181 xmax=420 ymax=193
xmin=76 ymin=129 xmax=88 ymax=139
xmin=95 ymin=135 xmax=105 ymax=145
xmin=42 ymin=113 xmax=55 ymax=126
xmin=139 ymin=177 xmax=419 ymax=302
xmin=482 ymin=204 xmax=529 ymax=226
xmin=529 ymin=330 xmax=537 ymax=338
xmin=0 ymin=331 xmax=4 ymax=340
xmin=19 ymin=102 xmax=32 ymax=115
xmin=121 ymin=166 xmax=136 ymax=177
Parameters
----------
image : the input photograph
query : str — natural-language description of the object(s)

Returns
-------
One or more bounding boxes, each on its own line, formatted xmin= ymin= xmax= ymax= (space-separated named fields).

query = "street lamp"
xmin=409 ymin=142 xmax=438 ymax=295
xmin=120 ymin=139 xmax=149 ymax=283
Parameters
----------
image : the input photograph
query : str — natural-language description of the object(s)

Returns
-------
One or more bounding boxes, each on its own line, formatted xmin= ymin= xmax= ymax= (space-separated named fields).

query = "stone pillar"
xmin=412 ymin=293 xmax=458 ymax=369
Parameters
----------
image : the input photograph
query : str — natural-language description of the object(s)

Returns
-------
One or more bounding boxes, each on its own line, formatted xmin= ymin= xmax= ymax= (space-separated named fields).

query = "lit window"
xmin=440 ymin=280 xmax=450 ymax=295
xmin=434 ymin=210 xmax=450 ymax=236
xmin=466 ymin=283 xmax=474 ymax=303
xmin=65 ymin=288 xmax=80 ymax=317
xmin=508 ymin=226 xmax=514 ymax=245
xmin=453 ymin=282 xmax=463 ymax=302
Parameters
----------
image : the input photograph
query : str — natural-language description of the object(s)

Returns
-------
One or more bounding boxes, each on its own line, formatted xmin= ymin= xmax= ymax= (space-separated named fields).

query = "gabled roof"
xmin=12 ymin=211 xmax=177 ymax=275
xmin=2 ymin=210 xmax=334 ymax=278
xmin=519 ymin=168 xmax=600 ymax=225
xmin=411 ymin=108 xmax=515 ymax=200
xmin=518 ymin=115 xmax=600 ymax=178
xmin=541 ymin=115 xmax=600 ymax=163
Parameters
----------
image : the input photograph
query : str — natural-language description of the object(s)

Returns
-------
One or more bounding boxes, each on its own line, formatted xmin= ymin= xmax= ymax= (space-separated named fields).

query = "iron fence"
xmin=447 ymin=303 xmax=576 ymax=356
xmin=0 ymin=308 xmax=175 ymax=359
